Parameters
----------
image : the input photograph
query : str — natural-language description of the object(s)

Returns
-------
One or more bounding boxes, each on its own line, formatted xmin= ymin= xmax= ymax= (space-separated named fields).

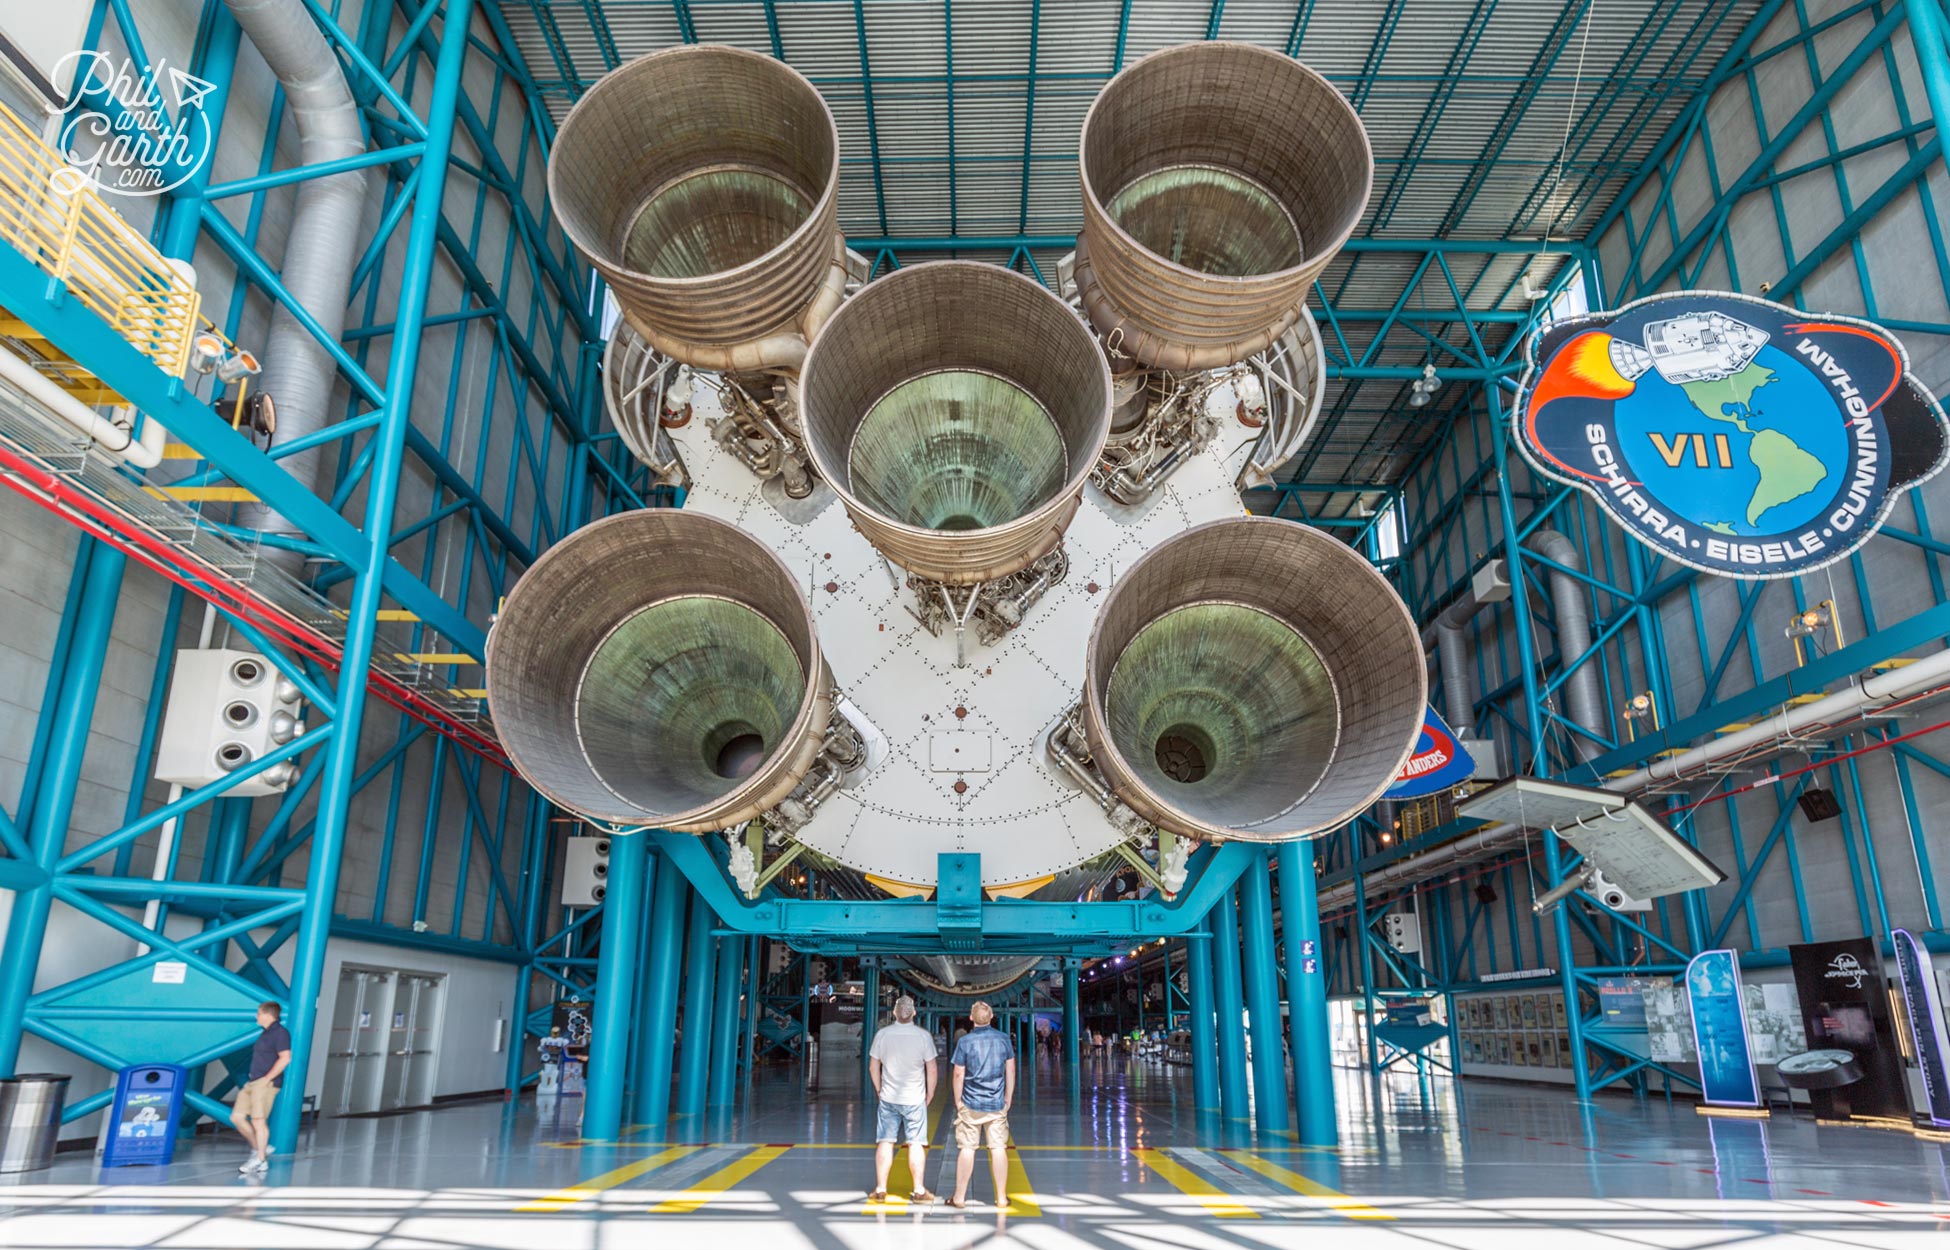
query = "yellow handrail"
xmin=0 ymin=100 xmax=201 ymax=377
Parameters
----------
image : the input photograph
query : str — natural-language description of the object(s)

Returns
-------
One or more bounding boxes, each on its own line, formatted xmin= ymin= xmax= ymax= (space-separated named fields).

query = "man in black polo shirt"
xmin=233 ymin=1001 xmax=290 ymax=1174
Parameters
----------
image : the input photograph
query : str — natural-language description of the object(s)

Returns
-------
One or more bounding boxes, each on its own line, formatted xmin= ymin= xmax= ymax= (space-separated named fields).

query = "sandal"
xmin=867 ymin=1190 xmax=888 ymax=1204
xmin=946 ymin=1196 xmax=968 ymax=1209
xmin=910 ymin=1189 xmax=938 ymax=1203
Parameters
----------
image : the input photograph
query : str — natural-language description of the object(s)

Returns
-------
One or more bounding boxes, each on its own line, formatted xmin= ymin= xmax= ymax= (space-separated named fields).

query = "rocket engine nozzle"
xmin=1077 ymin=42 xmax=1372 ymax=372
xmin=486 ymin=510 xmax=832 ymax=833
xmin=1080 ymin=517 xmax=1424 ymax=842
xmin=801 ymin=261 xmax=1112 ymax=585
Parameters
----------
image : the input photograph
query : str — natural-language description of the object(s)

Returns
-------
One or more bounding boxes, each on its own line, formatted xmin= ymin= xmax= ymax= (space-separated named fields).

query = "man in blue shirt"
xmin=233 ymin=1001 xmax=291 ymax=1174
xmin=947 ymin=1001 xmax=1017 ymax=1209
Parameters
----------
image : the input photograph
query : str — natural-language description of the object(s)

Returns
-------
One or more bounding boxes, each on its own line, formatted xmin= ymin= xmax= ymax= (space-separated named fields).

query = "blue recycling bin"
xmin=101 ymin=1064 xmax=188 ymax=1167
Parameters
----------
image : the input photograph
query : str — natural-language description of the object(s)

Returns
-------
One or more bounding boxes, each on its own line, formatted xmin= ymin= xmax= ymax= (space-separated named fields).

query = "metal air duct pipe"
xmin=1080 ymin=517 xmax=1425 ymax=842
xmin=1075 ymin=42 xmax=1371 ymax=372
xmin=1428 ymin=530 xmax=1603 ymax=753
xmin=800 ymin=261 xmax=1112 ymax=586
xmin=548 ymin=45 xmax=844 ymax=373
xmin=485 ymin=510 xmax=833 ymax=833
xmin=1527 ymin=529 xmax=1606 ymax=761
xmin=226 ymin=0 xmax=364 ymax=569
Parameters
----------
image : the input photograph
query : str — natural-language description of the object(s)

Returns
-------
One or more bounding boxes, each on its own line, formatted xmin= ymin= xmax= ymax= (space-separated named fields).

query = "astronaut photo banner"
xmin=1513 ymin=291 xmax=1948 ymax=580
xmin=1686 ymin=948 xmax=1761 ymax=1108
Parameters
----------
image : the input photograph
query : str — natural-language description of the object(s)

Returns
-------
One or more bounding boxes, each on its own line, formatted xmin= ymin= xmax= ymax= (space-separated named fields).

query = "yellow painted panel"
xmin=1226 ymin=1150 xmax=1392 ymax=1219
xmin=1132 ymin=1148 xmax=1255 ymax=1218
xmin=649 ymin=1145 xmax=791 ymax=1215
xmin=516 ymin=1144 xmax=700 ymax=1212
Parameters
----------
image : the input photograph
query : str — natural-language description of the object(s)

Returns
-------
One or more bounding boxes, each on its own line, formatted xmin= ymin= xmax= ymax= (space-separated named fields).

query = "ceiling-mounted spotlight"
xmin=188 ymin=333 xmax=224 ymax=375
xmin=1408 ymin=362 xmax=1439 ymax=407
xmin=215 ymin=349 xmax=261 ymax=384
xmin=216 ymin=391 xmax=276 ymax=437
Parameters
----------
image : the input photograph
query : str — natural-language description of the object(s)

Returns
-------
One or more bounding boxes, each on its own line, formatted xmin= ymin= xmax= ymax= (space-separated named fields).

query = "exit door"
xmin=323 ymin=968 xmax=391 ymax=1115
xmin=379 ymin=972 xmax=445 ymax=1110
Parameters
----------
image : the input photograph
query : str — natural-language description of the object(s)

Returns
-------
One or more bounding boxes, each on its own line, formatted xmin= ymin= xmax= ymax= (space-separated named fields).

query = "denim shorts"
xmin=876 ymin=1099 xmax=927 ymax=1143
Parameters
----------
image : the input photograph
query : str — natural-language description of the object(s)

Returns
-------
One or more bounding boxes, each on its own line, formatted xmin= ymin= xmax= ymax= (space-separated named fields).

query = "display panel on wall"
xmin=1456 ymin=990 xmax=1573 ymax=1072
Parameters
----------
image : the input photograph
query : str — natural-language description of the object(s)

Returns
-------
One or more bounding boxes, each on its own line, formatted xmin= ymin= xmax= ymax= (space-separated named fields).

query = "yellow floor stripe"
xmin=1000 ymin=1145 xmax=1041 ymax=1217
xmin=650 ymin=1145 xmax=791 ymax=1214
xmin=516 ymin=1144 xmax=700 ymax=1211
xmin=1226 ymin=1150 xmax=1392 ymax=1219
xmin=1134 ymin=1148 xmax=1256 ymax=1218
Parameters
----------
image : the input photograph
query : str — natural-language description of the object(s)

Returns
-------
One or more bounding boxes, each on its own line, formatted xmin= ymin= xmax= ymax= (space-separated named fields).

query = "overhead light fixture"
xmin=1408 ymin=362 xmax=1439 ymax=407
xmin=217 ymin=391 xmax=276 ymax=437
xmin=188 ymin=333 xmax=225 ymax=375
xmin=216 ymin=349 xmax=261 ymax=384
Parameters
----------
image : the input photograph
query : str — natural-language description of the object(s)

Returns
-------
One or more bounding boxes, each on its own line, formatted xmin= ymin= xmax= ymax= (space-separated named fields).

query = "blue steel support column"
xmin=0 ymin=550 xmax=124 ymax=1072
xmin=583 ymin=833 xmax=649 ymax=1139
xmin=270 ymin=0 xmax=475 ymax=1153
xmin=506 ymin=802 xmax=551 ymax=1093
xmin=707 ymin=931 xmax=742 ymax=1106
xmin=1187 ymin=917 xmax=1220 ymax=1112
xmin=742 ymin=937 xmax=761 ymax=1080
xmin=1278 ymin=841 xmax=1338 ymax=1146
xmin=1212 ymin=888 xmax=1251 ymax=1121
xmin=1488 ymin=389 xmax=1594 ymax=1101
xmin=633 ymin=855 xmax=685 ymax=1130
xmin=860 ymin=962 xmax=881 ymax=1093
xmin=1903 ymin=0 xmax=1950 ymax=140
xmin=1063 ymin=965 xmax=1081 ymax=1091
xmin=675 ymin=891 xmax=718 ymax=1121
xmin=1239 ymin=850 xmax=1291 ymax=1134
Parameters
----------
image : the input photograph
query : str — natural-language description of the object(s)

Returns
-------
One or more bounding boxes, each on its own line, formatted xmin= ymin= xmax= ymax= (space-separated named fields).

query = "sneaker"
xmin=239 ymin=1157 xmax=263 ymax=1174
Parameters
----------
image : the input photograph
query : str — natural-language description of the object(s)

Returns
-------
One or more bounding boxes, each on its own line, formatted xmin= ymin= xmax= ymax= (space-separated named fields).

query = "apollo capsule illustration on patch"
xmin=1513 ymin=291 xmax=1948 ymax=578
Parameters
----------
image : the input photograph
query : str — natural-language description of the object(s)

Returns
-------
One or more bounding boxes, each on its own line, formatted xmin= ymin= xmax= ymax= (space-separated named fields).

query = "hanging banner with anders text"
xmin=1514 ymin=292 xmax=1947 ymax=579
xmin=1384 ymin=705 xmax=1477 ymax=799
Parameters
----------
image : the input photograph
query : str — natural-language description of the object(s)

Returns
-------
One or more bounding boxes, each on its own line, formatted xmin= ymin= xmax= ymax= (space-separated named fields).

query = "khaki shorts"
xmin=234 ymin=1078 xmax=279 ymax=1120
xmin=954 ymin=1105 xmax=1009 ymax=1151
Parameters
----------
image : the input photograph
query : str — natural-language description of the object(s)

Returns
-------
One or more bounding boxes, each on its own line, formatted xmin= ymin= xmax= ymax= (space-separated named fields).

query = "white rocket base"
xmin=665 ymin=390 xmax=1265 ymax=890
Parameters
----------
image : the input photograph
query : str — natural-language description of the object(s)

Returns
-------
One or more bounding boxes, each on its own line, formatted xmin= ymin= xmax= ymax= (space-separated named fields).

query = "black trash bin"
xmin=0 ymin=1074 xmax=70 ymax=1172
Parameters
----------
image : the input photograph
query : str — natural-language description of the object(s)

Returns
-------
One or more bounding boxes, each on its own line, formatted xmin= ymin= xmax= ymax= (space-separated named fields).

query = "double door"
xmin=322 ymin=965 xmax=446 ymax=1115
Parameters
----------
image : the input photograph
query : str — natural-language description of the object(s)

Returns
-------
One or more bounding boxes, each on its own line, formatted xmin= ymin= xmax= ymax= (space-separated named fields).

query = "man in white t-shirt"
xmin=868 ymin=995 xmax=939 ymax=1204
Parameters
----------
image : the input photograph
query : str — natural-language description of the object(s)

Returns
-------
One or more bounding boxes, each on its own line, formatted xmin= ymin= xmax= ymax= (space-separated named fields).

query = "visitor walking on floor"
xmin=867 ymin=995 xmax=939 ymax=1205
xmin=233 ymin=1001 xmax=291 ymax=1174
xmin=947 ymin=1001 xmax=1017 ymax=1210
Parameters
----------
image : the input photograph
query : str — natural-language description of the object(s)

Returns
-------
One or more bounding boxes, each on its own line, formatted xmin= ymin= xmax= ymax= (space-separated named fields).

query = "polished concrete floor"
xmin=3 ymin=1053 xmax=1949 ymax=1247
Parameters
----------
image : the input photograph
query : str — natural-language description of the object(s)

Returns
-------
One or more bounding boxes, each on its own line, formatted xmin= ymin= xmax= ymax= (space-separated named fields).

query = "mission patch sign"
xmin=1514 ymin=291 xmax=1948 ymax=578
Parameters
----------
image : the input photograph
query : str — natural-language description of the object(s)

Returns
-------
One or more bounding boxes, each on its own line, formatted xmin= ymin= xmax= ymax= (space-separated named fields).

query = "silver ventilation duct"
xmin=548 ymin=45 xmax=845 ymax=372
xmin=1075 ymin=42 xmax=1372 ymax=372
xmin=800 ymin=261 xmax=1112 ymax=585
xmin=485 ymin=510 xmax=832 ymax=832
xmin=226 ymin=0 xmax=364 ymax=569
xmin=1081 ymin=517 xmax=1424 ymax=842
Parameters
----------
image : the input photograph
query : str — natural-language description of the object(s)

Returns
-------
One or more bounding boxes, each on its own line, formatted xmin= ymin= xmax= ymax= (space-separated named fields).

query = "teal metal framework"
xmin=0 ymin=0 xmax=1942 ymax=1159
xmin=1317 ymin=0 xmax=1950 ymax=1102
